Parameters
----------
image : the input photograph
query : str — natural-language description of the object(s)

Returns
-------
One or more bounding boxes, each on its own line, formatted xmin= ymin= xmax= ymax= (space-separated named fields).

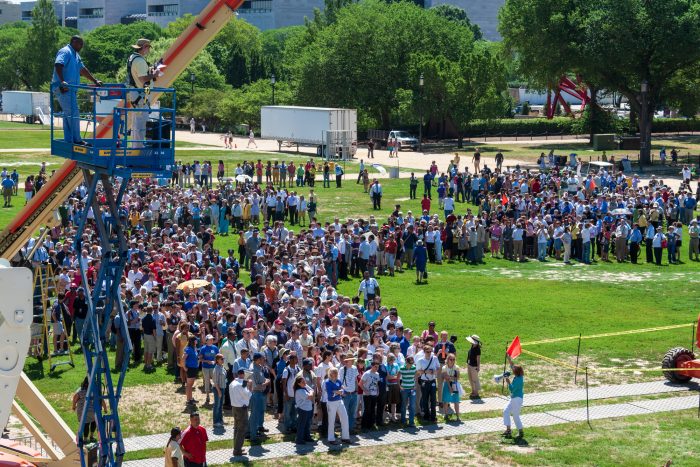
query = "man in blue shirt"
xmin=2 ymin=175 xmax=14 ymax=207
xmin=629 ymin=223 xmax=643 ymax=264
xmin=52 ymin=36 xmax=101 ymax=144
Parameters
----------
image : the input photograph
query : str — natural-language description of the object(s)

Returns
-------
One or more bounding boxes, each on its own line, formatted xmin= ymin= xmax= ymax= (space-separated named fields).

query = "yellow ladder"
xmin=36 ymin=261 xmax=75 ymax=372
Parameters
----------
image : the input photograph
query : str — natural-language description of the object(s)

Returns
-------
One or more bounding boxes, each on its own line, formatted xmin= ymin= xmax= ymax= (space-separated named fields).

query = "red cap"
xmin=274 ymin=319 xmax=284 ymax=325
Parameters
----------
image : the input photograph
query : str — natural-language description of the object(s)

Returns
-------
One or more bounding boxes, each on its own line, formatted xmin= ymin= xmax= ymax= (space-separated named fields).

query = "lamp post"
xmin=419 ymin=73 xmax=424 ymax=152
xmin=639 ymin=80 xmax=650 ymax=166
xmin=271 ymin=74 xmax=276 ymax=105
xmin=189 ymin=71 xmax=196 ymax=97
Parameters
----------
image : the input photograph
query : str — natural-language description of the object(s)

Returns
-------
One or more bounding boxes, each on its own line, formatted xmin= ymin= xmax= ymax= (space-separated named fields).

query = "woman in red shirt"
xmin=384 ymin=234 xmax=398 ymax=276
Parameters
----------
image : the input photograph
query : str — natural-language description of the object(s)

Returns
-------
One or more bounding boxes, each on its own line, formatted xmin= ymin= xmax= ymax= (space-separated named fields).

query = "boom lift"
xmin=0 ymin=1 xmax=244 ymax=465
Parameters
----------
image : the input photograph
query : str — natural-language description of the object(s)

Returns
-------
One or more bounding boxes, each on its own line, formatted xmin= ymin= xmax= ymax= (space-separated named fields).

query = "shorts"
xmin=143 ymin=335 xmax=156 ymax=355
xmin=53 ymin=322 xmax=64 ymax=335
xmin=187 ymin=367 xmax=200 ymax=379
xmin=387 ymin=384 xmax=401 ymax=405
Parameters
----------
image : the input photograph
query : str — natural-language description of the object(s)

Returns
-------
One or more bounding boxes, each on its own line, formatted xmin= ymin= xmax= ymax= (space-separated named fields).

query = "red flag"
xmin=501 ymin=193 xmax=509 ymax=206
xmin=506 ymin=336 xmax=521 ymax=359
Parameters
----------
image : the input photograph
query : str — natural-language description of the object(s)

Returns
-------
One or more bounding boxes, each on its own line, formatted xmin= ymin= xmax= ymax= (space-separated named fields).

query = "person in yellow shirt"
xmin=129 ymin=209 xmax=140 ymax=228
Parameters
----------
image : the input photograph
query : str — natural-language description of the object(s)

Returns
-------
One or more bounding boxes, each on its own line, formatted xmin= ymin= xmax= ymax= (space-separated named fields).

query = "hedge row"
xmin=463 ymin=117 xmax=700 ymax=136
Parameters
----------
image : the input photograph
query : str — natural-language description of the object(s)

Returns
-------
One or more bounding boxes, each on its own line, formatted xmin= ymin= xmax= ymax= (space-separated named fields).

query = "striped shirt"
xmin=399 ymin=365 xmax=417 ymax=390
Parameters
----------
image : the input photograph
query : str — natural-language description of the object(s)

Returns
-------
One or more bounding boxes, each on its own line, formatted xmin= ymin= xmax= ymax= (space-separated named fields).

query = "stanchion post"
xmin=501 ymin=343 xmax=508 ymax=395
xmin=574 ymin=333 xmax=582 ymax=384
xmin=585 ymin=367 xmax=591 ymax=429
xmin=691 ymin=322 xmax=696 ymax=351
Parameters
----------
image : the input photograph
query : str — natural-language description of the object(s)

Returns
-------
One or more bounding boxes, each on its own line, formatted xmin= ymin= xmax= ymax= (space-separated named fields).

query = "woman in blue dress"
xmin=414 ymin=240 xmax=428 ymax=284
xmin=441 ymin=353 xmax=461 ymax=422
xmin=218 ymin=200 xmax=230 ymax=236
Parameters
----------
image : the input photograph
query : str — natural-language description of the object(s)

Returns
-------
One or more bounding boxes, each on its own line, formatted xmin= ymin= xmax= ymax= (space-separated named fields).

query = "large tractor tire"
xmin=662 ymin=347 xmax=695 ymax=383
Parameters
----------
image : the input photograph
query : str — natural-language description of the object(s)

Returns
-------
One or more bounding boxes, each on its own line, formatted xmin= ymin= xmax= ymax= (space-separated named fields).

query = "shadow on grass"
xmin=23 ymin=357 xmax=45 ymax=379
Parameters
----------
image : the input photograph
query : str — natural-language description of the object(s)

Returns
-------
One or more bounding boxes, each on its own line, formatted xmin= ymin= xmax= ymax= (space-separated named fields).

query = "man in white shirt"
xmin=358 ymin=271 xmax=379 ymax=307
xmin=416 ymin=345 xmax=439 ymax=422
xmin=229 ymin=369 xmax=252 ymax=456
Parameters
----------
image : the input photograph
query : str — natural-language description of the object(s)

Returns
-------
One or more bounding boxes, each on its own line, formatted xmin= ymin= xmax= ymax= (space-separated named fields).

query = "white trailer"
xmin=1 ymin=91 xmax=51 ymax=124
xmin=261 ymin=106 xmax=357 ymax=158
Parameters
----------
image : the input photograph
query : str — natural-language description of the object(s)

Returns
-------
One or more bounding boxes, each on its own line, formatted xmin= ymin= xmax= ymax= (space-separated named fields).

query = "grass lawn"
xmin=0 ymin=121 xmax=49 ymax=129
xmin=0 ymin=130 xmax=216 ymax=149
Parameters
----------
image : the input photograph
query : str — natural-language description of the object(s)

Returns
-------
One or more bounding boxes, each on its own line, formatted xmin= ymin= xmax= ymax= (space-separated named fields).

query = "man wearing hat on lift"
xmin=126 ymin=38 xmax=157 ymax=148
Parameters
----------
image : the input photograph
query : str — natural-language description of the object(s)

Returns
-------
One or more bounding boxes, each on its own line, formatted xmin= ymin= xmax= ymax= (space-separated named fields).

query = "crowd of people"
xmin=19 ymin=158 xmax=531 ymax=464
xmin=399 ymin=155 xmax=700 ymax=266
xmin=19 ymin=147 xmax=699 ymax=464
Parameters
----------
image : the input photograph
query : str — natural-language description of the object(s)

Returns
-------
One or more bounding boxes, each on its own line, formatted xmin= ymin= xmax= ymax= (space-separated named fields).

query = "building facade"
xmin=1 ymin=0 xmax=505 ymax=40
xmin=76 ymin=0 xmax=144 ymax=31
xmin=0 ymin=0 xmax=21 ymax=25
xmin=426 ymin=0 xmax=505 ymax=41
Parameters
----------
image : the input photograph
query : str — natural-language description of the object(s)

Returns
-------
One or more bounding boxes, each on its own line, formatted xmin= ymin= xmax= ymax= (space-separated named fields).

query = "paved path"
xmin=122 ymin=380 xmax=697 ymax=453
xmin=122 ymin=393 xmax=699 ymax=467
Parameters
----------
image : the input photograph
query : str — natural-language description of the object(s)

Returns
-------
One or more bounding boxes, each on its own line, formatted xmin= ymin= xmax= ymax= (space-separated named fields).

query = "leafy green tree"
xmin=430 ymin=4 xmax=482 ymax=40
xmin=82 ymin=22 xmax=164 ymax=77
xmin=291 ymin=0 xmax=475 ymax=127
xmin=163 ymin=14 xmax=194 ymax=38
xmin=500 ymin=0 xmax=700 ymax=163
xmin=216 ymin=79 xmax=293 ymax=130
xmin=0 ymin=23 xmax=30 ymax=90
xmin=181 ymin=87 xmax=228 ymax=129
xmin=261 ymin=26 xmax=305 ymax=80
xmin=25 ymin=0 xmax=59 ymax=89
xmin=207 ymin=18 xmax=265 ymax=87
xmin=145 ymin=37 xmax=227 ymax=105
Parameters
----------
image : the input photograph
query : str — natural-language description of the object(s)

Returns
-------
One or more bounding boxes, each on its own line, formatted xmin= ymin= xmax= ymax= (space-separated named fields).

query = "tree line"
xmin=0 ymin=0 xmax=508 ymax=138
xmin=4 ymin=0 xmax=700 ymax=145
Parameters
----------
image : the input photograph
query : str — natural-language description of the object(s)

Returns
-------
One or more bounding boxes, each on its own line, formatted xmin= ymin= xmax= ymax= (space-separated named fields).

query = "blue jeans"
xmin=583 ymin=241 xmax=591 ymax=264
xmin=342 ymin=392 xmax=358 ymax=431
xmin=249 ymin=392 xmax=266 ymax=438
xmin=538 ymin=242 xmax=547 ymax=261
xmin=400 ymin=388 xmax=416 ymax=425
xmin=213 ymin=388 xmax=224 ymax=425
xmin=283 ymin=397 xmax=297 ymax=432
xmin=296 ymin=408 xmax=313 ymax=443
xmin=56 ymin=90 xmax=81 ymax=143
xmin=74 ymin=317 xmax=85 ymax=343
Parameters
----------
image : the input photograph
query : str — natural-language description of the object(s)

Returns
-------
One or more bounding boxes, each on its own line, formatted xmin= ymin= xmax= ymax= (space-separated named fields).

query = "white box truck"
xmin=1 ymin=91 xmax=51 ymax=124
xmin=261 ymin=106 xmax=357 ymax=158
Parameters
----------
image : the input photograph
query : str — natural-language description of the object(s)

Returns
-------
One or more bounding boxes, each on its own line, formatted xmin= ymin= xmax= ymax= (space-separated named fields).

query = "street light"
xmin=189 ymin=71 xmax=196 ymax=97
xmin=419 ymin=73 xmax=424 ymax=152
xmin=640 ymin=80 xmax=649 ymax=166
xmin=270 ymin=74 xmax=276 ymax=105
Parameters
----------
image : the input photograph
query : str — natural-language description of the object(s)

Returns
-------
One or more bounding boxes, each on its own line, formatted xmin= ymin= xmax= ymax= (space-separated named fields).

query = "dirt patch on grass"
xmin=460 ymin=267 xmax=700 ymax=285
xmin=118 ymin=381 xmax=214 ymax=437
xmin=253 ymin=436 xmax=503 ymax=467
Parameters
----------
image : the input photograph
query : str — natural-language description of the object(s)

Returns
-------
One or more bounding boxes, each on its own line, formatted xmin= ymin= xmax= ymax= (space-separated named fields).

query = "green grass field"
xmin=0 ymin=130 xmax=698 ymax=465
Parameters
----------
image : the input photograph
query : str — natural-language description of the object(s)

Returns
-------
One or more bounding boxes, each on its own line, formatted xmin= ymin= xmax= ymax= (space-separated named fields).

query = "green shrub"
xmin=465 ymin=117 xmax=575 ymax=136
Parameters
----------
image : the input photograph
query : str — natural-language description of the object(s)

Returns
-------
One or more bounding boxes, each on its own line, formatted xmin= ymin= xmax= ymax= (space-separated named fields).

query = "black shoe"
xmin=258 ymin=427 xmax=269 ymax=433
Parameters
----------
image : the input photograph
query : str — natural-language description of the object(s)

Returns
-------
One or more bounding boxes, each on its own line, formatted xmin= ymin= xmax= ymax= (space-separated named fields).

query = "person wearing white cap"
xmin=466 ymin=335 xmax=482 ymax=399
xmin=689 ymin=219 xmax=699 ymax=261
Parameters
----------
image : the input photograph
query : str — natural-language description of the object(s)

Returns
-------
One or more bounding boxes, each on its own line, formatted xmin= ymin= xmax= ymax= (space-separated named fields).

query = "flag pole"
xmin=574 ymin=333 xmax=582 ymax=384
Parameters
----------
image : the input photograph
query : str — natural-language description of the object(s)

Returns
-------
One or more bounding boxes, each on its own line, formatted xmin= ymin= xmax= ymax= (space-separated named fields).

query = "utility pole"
xmin=419 ymin=73 xmax=424 ymax=152
xmin=640 ymin=81 xmax=650 ymax=166
xmin=270 ymin=74 xmax=276 ymax=105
